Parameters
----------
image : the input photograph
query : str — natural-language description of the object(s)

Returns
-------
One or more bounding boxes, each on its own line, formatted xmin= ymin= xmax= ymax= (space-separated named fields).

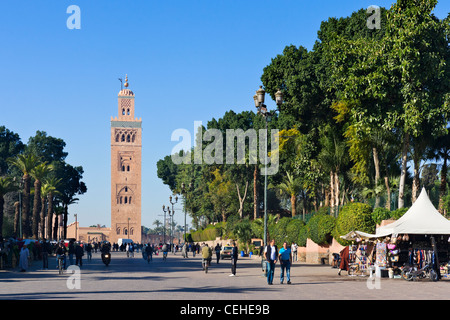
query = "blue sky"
xmin=0 ymin=1 xmax=448 ymax=230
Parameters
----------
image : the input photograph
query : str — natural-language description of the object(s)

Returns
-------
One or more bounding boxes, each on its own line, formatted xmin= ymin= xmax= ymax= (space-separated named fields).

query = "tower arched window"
xmin=127 ymin=134 xmax=130 ymax=142
xmin=124 ymin=197 xmax=128 ymax=204
xmin=127 ymin=165 xmax=130 ymax=171
xmin=124 ymin=228 xmax=128 ymax=235
xmin=116 ymin=228 xmax=120 ymax=235
xmin=130 ymin=228 xmax=134 ymax=235
xmin=127 ymin=108 xmax=130 ymax=115
xmin=122 ymin=108 xmax=125 ymax=115
xmin=121 ymin=134 xmax=125 ymax=142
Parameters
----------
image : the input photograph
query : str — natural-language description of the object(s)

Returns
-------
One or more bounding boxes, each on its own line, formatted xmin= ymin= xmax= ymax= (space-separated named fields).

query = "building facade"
xmin=109 ymin=76 xmax=142 ymax=244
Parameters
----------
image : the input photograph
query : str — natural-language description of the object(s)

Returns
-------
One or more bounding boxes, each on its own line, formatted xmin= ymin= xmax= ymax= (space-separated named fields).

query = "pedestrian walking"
xmin=68 ymin=240 xmax=75 ymax=266
xmin=230 ymin=241 xmax=238 ymax=276
xmin=215 ymin=243 xmax=221 ymax=264
xmin=291 ymin=242 xmax=298 ymax=262
xmin=41 ymin=239 xmax=51 ymax=269
xmin=264 ymin=239 xmax=278 ymax=285
xmin=75 ymin=243 xmax=84 ymax=267
xmin=19 ymin=244 xmax=30 ymax=272
xmin=279 ymin=242 xmax=292 ymax=284
xmin=85 ymin=242 xmax=92 ymax=261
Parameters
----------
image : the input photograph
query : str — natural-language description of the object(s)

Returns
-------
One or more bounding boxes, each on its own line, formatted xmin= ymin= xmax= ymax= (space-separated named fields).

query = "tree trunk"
xmin=14 ymin=201 xmax=20 ymax=237
xmin=47 ymin=193 xmax=53 ymax=240
xmin=398 ymin=133 xmax=410 ymax=209
xmin=384 ymin=176 xmax=391 ymax=211
xmin=291 ymin=194 xmax=296 ymax=217
xmin=373 ymin=147 xmax=381 ymax=208
xmin=438 ymin=156 xmax=448 ymax=215
xmin=334 ymin=171 xmax=340 ymax=217
xmin=22 ymin=174 xmax=31 ymax=238
xmin=412 ymin=159 xmax=420 ymax=204
xmin=236 ymin=181 xmax=249 ymax=219
xmin=0 ymin=196 xmax=4 ymax=239
xmin=40 ymin=196 xmax=46 ymax=239
xmin=32 ymin=180 xmax=41 ymax=239
xmin=253 ymin=165 xmax=259 ymax=220
xmin=330 ymin=171 xmax=335 ymax=216
xmin=53 ymin=214 xmax=58 ymax=240
xmin=63 ymin=206 xmax=68 ymax=240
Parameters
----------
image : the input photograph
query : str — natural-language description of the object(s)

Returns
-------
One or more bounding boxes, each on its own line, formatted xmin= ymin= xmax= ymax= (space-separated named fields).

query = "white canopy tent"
xmin=374 ymin=187 xmax=450 ymax=237
xmin=340 ymin=230 xmax=376 ymax=241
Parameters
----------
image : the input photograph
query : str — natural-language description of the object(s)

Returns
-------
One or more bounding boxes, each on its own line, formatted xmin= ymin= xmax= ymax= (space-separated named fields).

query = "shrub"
xmin=273 ymin=217 xmax=291 ymax=246
xmin=286 ymin=219 xmax=305 ymax=244
xmin=390 ymin=207 xmax=408 ymax=220
xmin=307 ymin=214 xmax=336 ymax=245
xmin=334 ymin=202 xmax=375 ymax=246
xmin=298 ymin=225 xmax=308 ymax=247
xmin=371 ymin=207 xmax=391 ymax=225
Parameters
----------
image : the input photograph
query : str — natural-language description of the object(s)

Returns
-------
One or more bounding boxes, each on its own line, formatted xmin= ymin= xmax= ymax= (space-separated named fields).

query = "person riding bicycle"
xmin=162 ymin=243 xmax=169 ymax=259
xmin=55 ymin=241 xmax=67 ymax=270
xmin=201 ymin=243 xmax=212 ymax=270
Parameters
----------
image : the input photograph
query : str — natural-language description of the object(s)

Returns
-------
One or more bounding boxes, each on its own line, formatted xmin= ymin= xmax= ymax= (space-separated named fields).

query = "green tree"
xmin=30 ymin=162 xmax=53 ymax=239
xmin=0 ymin=126 xmax=24 ymax=175
xmin=0 ymin=176 xmax=15 ymax=239
xmin=7 ymin=154 xmax=41 ymax=238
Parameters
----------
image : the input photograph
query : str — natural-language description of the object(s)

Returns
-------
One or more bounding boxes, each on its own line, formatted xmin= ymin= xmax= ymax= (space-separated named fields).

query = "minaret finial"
xmin=124 ymin=74 xmax=129 ymax=88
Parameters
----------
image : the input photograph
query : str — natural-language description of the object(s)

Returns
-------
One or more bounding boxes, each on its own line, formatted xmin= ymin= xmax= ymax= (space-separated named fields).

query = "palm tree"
xmin=0 ymin=176 xmax=15 ymax=239
xmin=7 ymin=154 xmax=41 ymax=238
xmin=428 ymin=133 xmax=450 ymax=215
xmin=44 ymin=177 xmax=61 ymax=240
xmin=271 ymin=172 xmax=302 ymax=218
xmin=30 ymin=162 xmax=52 ymax=239
xmin=318 ymin=125 xmax=348 ymax=217
xmin=59 ymin=194 xmax=79 ymax=240
xmin=53 ymin=205 xmax=64 ymax=240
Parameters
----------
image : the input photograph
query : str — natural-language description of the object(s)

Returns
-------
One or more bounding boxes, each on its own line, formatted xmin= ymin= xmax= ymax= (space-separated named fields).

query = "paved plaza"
xmin=1 ymin=251 xmax=449 ymax=301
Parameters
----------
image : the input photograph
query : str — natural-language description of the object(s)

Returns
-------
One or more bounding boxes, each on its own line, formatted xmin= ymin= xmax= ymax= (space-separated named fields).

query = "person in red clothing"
xmin=338 ymin=246 xmax=349 ymax=276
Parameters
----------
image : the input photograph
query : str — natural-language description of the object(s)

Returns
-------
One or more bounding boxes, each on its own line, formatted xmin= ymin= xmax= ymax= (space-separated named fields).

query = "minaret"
xmin=110 ymin=75 xmax=142 ymax=244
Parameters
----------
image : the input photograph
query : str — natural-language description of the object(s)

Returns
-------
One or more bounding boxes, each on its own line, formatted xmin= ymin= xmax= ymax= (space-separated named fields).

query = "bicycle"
xmin=202 ymin=258 xmax=209 ymax=273
xmin=401 ymin=262 xmax=438 ymax=282
xmin=57 ymin=255 xmax=65 ymax=275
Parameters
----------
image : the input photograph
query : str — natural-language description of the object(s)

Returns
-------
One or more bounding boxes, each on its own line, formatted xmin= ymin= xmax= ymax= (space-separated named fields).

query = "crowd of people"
xmin=2 ymin=235 xmax=302 ymax=286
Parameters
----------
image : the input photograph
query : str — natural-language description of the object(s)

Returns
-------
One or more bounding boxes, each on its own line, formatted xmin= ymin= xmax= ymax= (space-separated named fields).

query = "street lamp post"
xmin=169 ymin=195 xmax=178 ymax=252
xmin=162 ymin=205 xmax=168 ymax=244
xmin=253 ymin=86 xmax=283 ymax=248
xmin=74 ymin=214 xmax=78 ymax=241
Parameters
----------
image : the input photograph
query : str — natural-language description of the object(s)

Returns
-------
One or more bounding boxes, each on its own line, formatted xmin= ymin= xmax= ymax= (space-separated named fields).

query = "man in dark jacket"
xmin=264 ymin=239 xmax=278 ymax=285
xmin=75 ymin=243 xmax=84 ymax=267
xmin=230 ymin=241 xmax=238 ymax=276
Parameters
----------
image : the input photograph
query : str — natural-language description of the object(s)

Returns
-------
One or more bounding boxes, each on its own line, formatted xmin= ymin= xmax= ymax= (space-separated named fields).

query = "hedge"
xmin=334 ymin=202 xmax=375 ymax=246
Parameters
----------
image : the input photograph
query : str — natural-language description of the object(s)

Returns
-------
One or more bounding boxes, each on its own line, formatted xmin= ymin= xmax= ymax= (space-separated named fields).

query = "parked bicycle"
xmin=401 ymin=262 xmax=439 ymax=282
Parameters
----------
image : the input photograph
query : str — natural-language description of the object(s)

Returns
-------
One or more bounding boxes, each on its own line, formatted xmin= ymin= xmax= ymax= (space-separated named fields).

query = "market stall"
xmin=340 ymin=231 xmax=376 ymax=276
xmin=346 ymin=188 xmax=450 ymax=280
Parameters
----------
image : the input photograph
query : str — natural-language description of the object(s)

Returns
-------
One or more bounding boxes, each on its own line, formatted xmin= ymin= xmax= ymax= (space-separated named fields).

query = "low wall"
xmin=298 ymin=238 xmax=345 ymax=265
xmin=198 ymin=237 xmax=345 ymax=265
